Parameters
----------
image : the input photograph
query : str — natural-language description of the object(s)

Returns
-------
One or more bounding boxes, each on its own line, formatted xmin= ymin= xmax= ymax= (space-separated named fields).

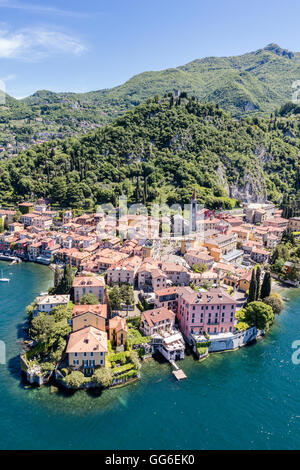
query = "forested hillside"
xmin=0 ymin=95 xmax=299 ymax=210
xmin=1 ymin=43 xmax=300 ymax=155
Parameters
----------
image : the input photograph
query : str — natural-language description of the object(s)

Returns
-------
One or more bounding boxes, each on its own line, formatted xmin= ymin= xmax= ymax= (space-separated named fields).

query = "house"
xmin=158 ymin=261 xmax=191 ymax=286
xmin=73 ymin=276 xmax=105 ymax=304
xmin=204 ymin=232 xmax=237 ymax=257
xmin=289 ymin=217 xmax=300 ymax=232
xmin=107 ymin=255 xmax=142 ymax=286
xmin=72 ymin=304 xmax=107 ymax=332
xmin=21 ymin=213 xmax=40 ymax=227
xmin=185 ymin=248 xmax=214 ymax=270
xmin=18 ymin=202 xmax=34 ymax=214
xmin=66 ymin=326 xmax=107 ymax=373
xmin=8 ymin=222 xmax=23 ymax=233
xmin=34 ymin=294 xmax=70 ymax=316
xmin=177 ymin=287 xmax=238 ymax=342
xmin=250 ymin=247 xmax=270 ymax=264
xmin=237 ymin=270 xmax=252 ymax=292
xmin=154 ymin=286 xmax=180 ymax=312
xmin=151 ymin=330 xmax=185 ymax=361
xmin=137 ymin=258 xmax=167 ymax=290
xmin=108 ymin=316 xmax=127 ymax=348
xmin=140 ymin=307 xmax=175 ymax=336
xmin=94 ymin=248 xmax=128 ymax=272
xmin=0 ymin=209 xmax=16 ymax=227
xmin=27 ymin=241 xmax=42 ymax=261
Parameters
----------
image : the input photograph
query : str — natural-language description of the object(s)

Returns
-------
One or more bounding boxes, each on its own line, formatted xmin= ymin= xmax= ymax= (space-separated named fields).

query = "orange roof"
xmin=66 ymin=326 xmax=107 ymax=353
xmin=72 ymin=304 xmax=107 ymax=318
xmin=73 ymin=276 xmax=105 ymax=288
xmin=142 ymin=307 xmax=175 ymax=327
xmin=154 ymin=286 xmax=178 ymax=296
xmin=109 ymin=315 xmax=127 ymax=332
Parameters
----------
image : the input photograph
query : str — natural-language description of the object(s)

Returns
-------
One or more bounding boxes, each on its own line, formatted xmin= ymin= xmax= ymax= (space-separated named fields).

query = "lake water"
xmin=0 ymin=261 xmax=299 ymax=450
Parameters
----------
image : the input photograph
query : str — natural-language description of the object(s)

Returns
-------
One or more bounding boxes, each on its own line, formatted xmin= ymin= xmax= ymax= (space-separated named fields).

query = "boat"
xmin=0 ymin=269 xmax=10 ymax=282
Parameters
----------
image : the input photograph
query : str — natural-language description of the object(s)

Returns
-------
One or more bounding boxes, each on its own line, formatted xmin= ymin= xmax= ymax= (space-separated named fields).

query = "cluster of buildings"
xmin=3 ymin=196 xmax=294 ymax=373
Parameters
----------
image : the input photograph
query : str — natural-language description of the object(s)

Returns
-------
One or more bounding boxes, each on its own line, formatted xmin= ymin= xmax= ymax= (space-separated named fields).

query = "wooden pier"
xmin=170 ymin=360 xmax=187 ymax=381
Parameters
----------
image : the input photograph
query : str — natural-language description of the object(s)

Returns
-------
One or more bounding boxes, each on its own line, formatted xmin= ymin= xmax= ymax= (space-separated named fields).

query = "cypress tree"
xmin=54 ymin=266 xmax=61 ymax=288
xmin=261 ymin=272 xmax=271 ymax=299
xmin=57 ymin=265 xmax=74 ymax=294
xmin=248 ymin=269 xmax=257 ymax=303
xmin=256 ymin=266 xmax=261 ymax=300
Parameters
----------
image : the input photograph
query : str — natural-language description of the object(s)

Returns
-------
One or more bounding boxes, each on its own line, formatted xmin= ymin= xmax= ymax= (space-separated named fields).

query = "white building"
xmin=34 ymin=294 xmax=70 ymax=316
xmin=151 ymin=330 xmax=185 ymax=361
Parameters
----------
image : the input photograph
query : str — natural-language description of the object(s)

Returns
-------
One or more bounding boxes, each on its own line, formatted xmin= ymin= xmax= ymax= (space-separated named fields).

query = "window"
xmin=90 ymin=352 xmax=94 ymax=357
xmin=84 ymin=352 xmax=87 ymax=357
xmin=74 ymin=352 xmax=78 ymax=357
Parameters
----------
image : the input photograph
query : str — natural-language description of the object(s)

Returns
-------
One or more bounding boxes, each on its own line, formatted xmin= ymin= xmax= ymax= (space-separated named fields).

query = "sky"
xmin=0 ymin=0 xmax=300 ymax=98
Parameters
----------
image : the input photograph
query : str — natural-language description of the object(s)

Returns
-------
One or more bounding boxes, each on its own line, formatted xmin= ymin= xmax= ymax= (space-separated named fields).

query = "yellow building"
xmin=66 ymin=326 xmax=108 ymax=373
xmin=72 ymin=304 xmax=107 ymax=332
xmin=238 ymin=272 xmax=252 ymax=292
xmin=108 ymin=316 xmax=127 ymax=348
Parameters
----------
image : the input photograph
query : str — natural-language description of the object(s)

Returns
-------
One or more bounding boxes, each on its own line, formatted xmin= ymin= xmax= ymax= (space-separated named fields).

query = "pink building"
xmin=177 ymin=287 xmax=238 ymax=341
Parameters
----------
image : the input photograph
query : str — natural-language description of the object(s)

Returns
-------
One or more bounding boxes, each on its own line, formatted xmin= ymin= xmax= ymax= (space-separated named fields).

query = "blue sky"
xmin=0 ymin=0 xmax=300 ymax=98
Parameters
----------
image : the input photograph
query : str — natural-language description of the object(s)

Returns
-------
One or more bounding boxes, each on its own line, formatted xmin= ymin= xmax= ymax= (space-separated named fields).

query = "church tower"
xmin=190 ymin=189 xmax=197 ymax=233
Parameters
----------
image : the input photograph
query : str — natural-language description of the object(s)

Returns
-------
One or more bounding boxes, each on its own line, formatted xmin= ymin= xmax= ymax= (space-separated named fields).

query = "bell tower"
xmin=190 ymin=189 xmax=197 ymax=233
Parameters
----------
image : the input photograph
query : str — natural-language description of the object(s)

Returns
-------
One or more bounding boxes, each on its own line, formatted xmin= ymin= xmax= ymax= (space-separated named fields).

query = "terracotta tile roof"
xmin=179 ymin=287 xmax=238 ymax=305
xmin=109 ymin=315 xmax=127 ymax=332
xmin=73 ymin=276 xmax=105 ymax=288
xmin=72 ymin=304 xmax=107 ymax=319
xmin=66 ymin=326 xmax=108 ymax=353
xmin=142 ymin=307 xmax=175 ymax=328
xmin=154 ymin=286 xmax=178 ymax=296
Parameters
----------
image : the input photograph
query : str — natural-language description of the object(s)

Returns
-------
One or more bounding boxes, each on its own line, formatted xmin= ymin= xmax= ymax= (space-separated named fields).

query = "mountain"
xmin=1 ymin=44 xmax=300 ymax=154
xmin=0 ymin=96 xmax=299 ymax=209
xmin=21 ymin=43 xmax=300 ymax=117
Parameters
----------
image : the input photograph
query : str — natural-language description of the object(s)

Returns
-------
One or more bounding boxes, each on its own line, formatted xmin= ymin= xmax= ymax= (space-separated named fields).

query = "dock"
xmin=0 ymin=255 xmax=21 ymax=263
xmin=170 ymin=360 xmax=187 ymax=381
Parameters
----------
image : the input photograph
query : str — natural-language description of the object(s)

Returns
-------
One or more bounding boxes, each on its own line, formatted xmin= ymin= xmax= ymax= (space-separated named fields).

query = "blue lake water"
xmin=0 ymin=261 xmax=299 ymax=450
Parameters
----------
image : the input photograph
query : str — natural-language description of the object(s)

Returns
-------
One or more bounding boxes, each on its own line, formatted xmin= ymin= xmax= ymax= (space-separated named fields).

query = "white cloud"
xmin=0 ymin=1 xmax=90 ymax=18
xmin=0 ymin=27 xmax=86 ymax=60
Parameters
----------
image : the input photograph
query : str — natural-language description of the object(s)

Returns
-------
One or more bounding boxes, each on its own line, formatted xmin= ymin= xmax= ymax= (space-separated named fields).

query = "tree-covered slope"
xmin=1 ymin=44 xmax=300 ymax=153
xmin=0 ymin=96 xmax=299 ymax=209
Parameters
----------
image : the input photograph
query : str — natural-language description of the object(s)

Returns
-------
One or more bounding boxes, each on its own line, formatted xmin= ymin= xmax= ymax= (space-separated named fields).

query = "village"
xmin=0 ymin=193 xmax=298 ymax=389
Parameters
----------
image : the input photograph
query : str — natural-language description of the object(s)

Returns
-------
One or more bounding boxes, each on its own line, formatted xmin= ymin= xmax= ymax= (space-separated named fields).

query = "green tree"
xmin=263 ymin=293 xmax=284 ymax=314
xmin=80 ymin=293 xmax=99 ymax=305
xmin=129 ymin=350 xmax=140 ymax=370
xmin=63 ymin=371 xmax=86 ymax=389
xmin=92 ymin=367 xmax=113 ymax=388
xmin=54 ymin=266 xmax=62 ymax=289
xmin=244 ymin=301 xmax=274 ymax=331
xmin=261 ymin=272 xmax=272 ymax=299
xmin=54 ymin=265 xmax=74 ymax=294
xmin=29 ymin=313 xmax=55 ymax=344
xmin=109 ymin=286 xmax=122 ymax=311
xmin=248 ymin=269 xmax=257 ymax=303
xmin=272 ymin=257 xmax=285 ymax=274
xmin=255 ymin=266 xmax=261 ymax=300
